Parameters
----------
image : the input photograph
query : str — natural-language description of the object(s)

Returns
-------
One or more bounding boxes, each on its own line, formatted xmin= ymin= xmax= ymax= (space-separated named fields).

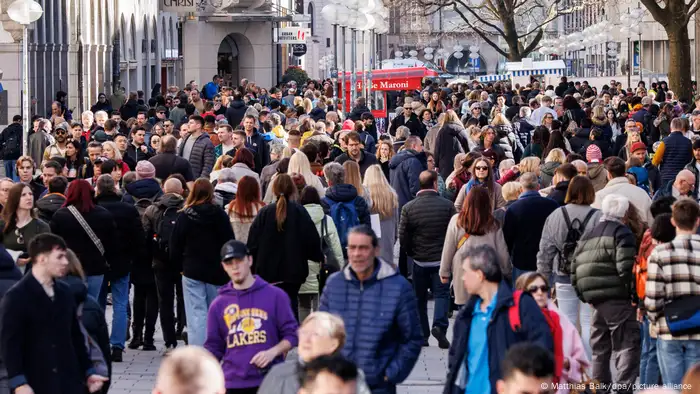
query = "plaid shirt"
xmin=645 ymin=234 xmax=700 ymax=340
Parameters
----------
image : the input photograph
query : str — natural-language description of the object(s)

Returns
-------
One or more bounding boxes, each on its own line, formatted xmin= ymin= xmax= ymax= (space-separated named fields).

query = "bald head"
xmin=164 ymin=178 xmax=184 ymax=195
xmin=153 ymin=346 xmax=225 ymax=394
xmin=675 ymin=169 xmax=696 ymax=195
xmin=419 ymin=170 xmax=438 ymax=191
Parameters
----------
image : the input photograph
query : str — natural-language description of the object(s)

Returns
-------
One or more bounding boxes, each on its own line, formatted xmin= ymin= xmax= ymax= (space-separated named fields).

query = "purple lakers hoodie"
xmin=204 ymin=276 xmax=299 ymax=389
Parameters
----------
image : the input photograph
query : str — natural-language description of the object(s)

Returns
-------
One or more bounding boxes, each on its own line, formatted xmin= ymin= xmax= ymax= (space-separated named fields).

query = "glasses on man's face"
xmin=158 ymin=111 xmax=165 ymax=115
xmin=55 ymin=130 xmax=66 ymax=135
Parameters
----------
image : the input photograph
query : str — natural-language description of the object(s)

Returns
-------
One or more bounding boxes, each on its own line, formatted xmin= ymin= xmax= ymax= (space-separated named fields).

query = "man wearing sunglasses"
xmin=461 ymin=102 xmax=488 ymax=127
xmin=42 ymin=123 xmax=69 ymax=164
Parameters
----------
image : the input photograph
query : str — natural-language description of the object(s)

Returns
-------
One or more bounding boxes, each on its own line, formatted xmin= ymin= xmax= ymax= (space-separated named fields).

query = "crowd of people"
xmin=0 ymin=74 xmax=699 ymax=394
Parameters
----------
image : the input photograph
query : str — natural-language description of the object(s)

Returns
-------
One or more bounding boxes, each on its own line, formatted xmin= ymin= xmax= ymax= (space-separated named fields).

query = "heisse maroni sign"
xmin=354 ymin=80 xmax=410 ymax=90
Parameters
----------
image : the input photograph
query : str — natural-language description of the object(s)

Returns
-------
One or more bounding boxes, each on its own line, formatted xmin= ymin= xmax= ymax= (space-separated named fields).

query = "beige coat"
xmin=439 ymin=214 xmax=511 ymax=305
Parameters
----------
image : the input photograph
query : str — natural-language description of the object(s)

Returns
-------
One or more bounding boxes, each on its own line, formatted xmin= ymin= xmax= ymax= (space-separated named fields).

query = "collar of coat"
xmin=342 ymin=257 xmax=396 ymax=282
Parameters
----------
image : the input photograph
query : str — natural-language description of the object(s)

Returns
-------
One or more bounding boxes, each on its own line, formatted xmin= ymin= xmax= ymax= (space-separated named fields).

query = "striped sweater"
xmin=645 ymin=234 xmax=700 ymax=340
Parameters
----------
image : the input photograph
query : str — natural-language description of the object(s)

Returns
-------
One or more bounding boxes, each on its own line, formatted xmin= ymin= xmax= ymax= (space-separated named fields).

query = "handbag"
xmin=318 ymin=216 xmax=341 ymax=293
xmin=68 ymin=205 xmax=105 ymax=256
xmin=664 ymin=295 xmax=700 ymax=336
xmin=565 ymin=110 xmax=579 ymax=135
xmin=569 ymin=366 xmax=599 ymax=394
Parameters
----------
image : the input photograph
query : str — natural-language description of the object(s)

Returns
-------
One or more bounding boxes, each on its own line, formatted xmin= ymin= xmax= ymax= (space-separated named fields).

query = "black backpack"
xmin=153 ymin=206 xmax=179 ymax=261
xmin=558 ymin=207 xmax=597 ymax=274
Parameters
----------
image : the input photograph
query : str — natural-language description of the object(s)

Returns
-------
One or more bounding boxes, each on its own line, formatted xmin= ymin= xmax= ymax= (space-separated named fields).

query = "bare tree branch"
xmin=451 ymin=4 xmax=510 ymax=57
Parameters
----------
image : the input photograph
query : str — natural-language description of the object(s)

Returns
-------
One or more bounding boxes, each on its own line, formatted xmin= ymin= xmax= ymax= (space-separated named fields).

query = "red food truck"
xmin=338 ymin=67 xmax=439 ymax=123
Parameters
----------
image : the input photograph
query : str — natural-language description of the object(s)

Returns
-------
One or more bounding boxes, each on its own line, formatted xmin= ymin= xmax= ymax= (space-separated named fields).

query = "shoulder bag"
xmin=68 ymin=205 xmax=105 ymax=256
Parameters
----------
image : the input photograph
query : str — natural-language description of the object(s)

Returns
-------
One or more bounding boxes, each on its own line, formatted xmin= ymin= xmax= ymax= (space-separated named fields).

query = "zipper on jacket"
xmin=351 ymin=281 xmax=365 ymax=357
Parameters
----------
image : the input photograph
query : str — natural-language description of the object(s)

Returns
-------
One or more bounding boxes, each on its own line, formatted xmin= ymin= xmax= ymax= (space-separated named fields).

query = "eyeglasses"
xmin=475 ymin=166 xmax=489 ymax=171
xmin=527 ymin=284 xmax=549 ymax=294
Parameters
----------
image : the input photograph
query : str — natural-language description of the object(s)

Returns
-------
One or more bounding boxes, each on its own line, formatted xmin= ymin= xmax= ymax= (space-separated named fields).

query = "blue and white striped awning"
xmin=478 ymin=74 xmax=511 ymax=82
xmin=510 ymin=68 xmax=565 ymax=77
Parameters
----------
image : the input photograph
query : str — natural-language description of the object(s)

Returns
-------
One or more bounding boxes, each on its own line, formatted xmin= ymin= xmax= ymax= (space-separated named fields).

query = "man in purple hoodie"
xmin=204 ymin=240 xmax=298 ymax=394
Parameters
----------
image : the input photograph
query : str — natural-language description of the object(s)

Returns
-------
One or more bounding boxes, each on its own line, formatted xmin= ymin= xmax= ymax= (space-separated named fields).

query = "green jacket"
xmin=300 ymin=204 xmax=344 ymax=294
xmin=571 ymin=219 xmax=637 ymax=305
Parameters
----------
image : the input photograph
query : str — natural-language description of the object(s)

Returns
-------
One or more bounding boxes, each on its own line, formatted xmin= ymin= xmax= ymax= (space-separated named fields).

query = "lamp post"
xmin=7 ymin=0 xmax=43 ymax=157
xmin=620 ymin=7 xmax=643 ymax=89
xmin=322 ymin=2 xmax=348 ymax=108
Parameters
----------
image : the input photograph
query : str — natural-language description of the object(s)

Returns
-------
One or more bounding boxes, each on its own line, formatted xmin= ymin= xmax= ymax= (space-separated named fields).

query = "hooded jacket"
xmin=95 ymin=192 xmax=148 ymax=279
xmin=35 ymin=193 xmax=66 ymax=222
xmin=225 ymin=100 xmax=247 ymax=128
xmin=540 ymin=161 xmax=560 ymax=188
xmin=434 ymin=121 xmax=470 ymax=180
xmin=142 ymin=193 xmax=185 ymax=272
xmin=546 ymin=180 xmax=570 ymax=206
xmin=586 ymin=163 xmax=608 ymax=192
xmin=204 ymin=276 xmax=299 ymax=390
xmin=389 ymin=149 xmax=428 ymax=209
xmin=122 ymin=178 xmax=164 ymax=205
xmin=247 ymin=201 xmax=323 ymax=285
xmin=321 ymin=184 xmax=371 ymax=227
xmin=168 ymin=103 xmax=187 ymax=124
xmin=349 ymin=104 xmax=370 ymax=122
xmin=300 ymin=204 xmax=344 ymax=295
xmin=170 ymin=203 xmax=235 ymax=285
xmin=119 ymin=99 xmax=140 ymax=121
xmin=319 ymin=259 xmax=423 ymax=394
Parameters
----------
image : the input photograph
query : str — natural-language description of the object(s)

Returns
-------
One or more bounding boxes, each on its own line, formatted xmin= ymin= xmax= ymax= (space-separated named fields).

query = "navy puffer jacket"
xmin=319 ymin=259 xmax=423 ymax=394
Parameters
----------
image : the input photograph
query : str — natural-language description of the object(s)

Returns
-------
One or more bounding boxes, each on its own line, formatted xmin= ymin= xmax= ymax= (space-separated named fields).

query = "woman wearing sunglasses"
xmin=0 ymin=183 xmax=51 ymax=273
xmin=454 ymin=156 xmax=506 ymax=212
xmin=514 ymin=271 xmax=590 ymax=393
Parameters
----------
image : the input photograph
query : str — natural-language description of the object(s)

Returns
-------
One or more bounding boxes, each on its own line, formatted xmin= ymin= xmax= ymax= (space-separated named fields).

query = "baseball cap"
xmin=221 ymin=240 xmax=249 ymax=261
xmin=631 ymin=141 xmax=646 ymax=153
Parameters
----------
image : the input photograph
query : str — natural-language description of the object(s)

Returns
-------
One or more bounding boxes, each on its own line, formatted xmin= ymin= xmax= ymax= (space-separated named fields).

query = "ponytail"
xmin=275 ymin=194 xmax=287 ymax=231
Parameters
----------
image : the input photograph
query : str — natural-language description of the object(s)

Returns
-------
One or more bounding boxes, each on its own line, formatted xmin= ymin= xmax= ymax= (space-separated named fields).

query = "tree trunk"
xmin=666 ymin=26 xmax=693 ymax=100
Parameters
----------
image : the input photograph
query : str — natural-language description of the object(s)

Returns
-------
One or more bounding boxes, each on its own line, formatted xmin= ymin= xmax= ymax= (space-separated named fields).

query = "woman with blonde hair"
xmin=343 ymin=160 xmax=371 ymax=207
xmin=493 ymin=181 xmax=522 ymax=225
xmin=540 ymin=148 xmax=567 ymax=188
xmin=434 ymin=109 xmax=470 ymax=180
xmin=303 ymin=97 xmax=313 ymax=114
xmin=258 ymin=312 xmax=371 ymax=394
xmin=497 ymin=156 xmax=541 ymax=185
xmin=363 ymin=164 xmax=399 ymax=264
xmin=102 ymin=140 xmax=130 ymax=175
xmin=209 ymin=155 xmax=234 ymax=182
xmin=288 ymin=151 xmax=325 ymax=197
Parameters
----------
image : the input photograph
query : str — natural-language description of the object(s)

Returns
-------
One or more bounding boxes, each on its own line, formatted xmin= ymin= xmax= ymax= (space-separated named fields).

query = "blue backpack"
xmin=323 ymin=197 xmax=360 ymax=248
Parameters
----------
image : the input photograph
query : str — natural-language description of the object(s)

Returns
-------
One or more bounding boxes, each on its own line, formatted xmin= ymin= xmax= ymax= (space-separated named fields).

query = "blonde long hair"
xmin=102 ymin=141 xmax=123 ymax=161
xmin=343 ymin=161 xmax=365 ymax=198
xmin=288 ymin=151 xmax=325 ymax=197
xmin=363 ymin=165 xmax=398 ymax=219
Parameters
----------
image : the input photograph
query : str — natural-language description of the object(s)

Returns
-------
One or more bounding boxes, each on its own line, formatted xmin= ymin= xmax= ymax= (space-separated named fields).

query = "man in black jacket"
xmin=334 ymin=131 xmax=378 ymax=178
xmin=225 ymin=93 xmax=247 ymax=128
xmin=389 ymin=104 xmax=422 ymax=137
xmin=178 ymin=115 xmax=215 ymax=179
xmin=125 ymin=126 xmax=155 ymax=165
xmin=0 ymin=115 xmax=23 ymax=181
xmin=232 ymin=115 xmax=269 ymax=174
xmin=149 ymin=135 xmax=195 ymax=187
xmin=547 ymin=164 xmax=577 ymax=206
xmin=0 ymin=233 xmax=108 ymax=394
xmin=398 ymin=170 xmax=456 ymax=349
xmin=348 ymin=97 xmax=370 ymax=121
xmin=142 ymin=178 xmax=187 ymax=351
xmin=94 ymin=174 xmax=147 ymax=361
xmin=36 ymin=175 xmax=68 ymax=222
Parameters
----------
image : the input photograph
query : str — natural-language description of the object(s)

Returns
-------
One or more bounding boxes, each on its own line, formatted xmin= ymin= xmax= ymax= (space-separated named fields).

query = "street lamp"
xmin=620 ymin=7 xmax=643 ymax=89
xmin=322 ymin=3 xmax=349 ymax=106
xmin=7 ymin=0 xmax=42 ymax=157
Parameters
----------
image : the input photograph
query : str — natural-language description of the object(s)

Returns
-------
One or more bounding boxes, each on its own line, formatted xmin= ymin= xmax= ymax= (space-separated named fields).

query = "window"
xmin=307 ymin=3 xmax=314 ymax=36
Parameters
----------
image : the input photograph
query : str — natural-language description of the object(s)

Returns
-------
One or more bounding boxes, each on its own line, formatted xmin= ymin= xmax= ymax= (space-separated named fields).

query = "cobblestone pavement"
xmin=107 ymin=302 xmax=451 ymax=394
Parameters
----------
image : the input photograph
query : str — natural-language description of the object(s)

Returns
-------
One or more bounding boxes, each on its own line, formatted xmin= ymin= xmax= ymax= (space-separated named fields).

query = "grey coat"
xmin=258 ymin=358 xmax=371 ymax=394
xmin=536 ymin=204 xmax=602 ymax=282
xmin=377 ymin=209 xmax=399 ymax=266
xmin=178 ymin=133 xmax=215 ymax=179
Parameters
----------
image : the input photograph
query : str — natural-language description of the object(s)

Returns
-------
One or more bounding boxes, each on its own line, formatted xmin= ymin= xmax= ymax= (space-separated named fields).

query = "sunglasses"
xmin=158 ymin=111 xmax=165 ymax=115
xmin=55 ymin=130 xmax=66 ymax=135
xmin=475 ymin=166 xmax=489 ymax=171
xmin=527 ymin=285 xmax=549 ymax=294
xmin=15 ymin=228 xmax=23 ymax=245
